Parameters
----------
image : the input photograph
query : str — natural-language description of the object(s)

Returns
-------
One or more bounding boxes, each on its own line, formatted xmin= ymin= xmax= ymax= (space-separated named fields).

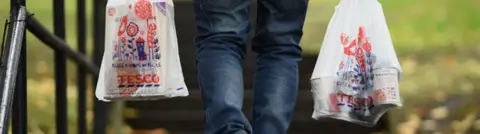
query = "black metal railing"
xmin=0 ymin=0 xmax=108 ymax=133
xmin=0 ymin=4 xmax=26 ymax=134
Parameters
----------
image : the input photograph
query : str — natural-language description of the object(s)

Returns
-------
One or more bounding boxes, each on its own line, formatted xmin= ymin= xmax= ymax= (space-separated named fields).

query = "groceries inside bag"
xmin=95 ymin=0 xmax=188 ymax=101
xmin=310 ymin=0 xmax=402 ymax=126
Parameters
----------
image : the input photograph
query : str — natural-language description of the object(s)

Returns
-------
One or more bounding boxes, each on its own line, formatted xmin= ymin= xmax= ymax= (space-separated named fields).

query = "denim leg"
xmin=250 ymin=0 xmax=308 ymax=133
xmin=193 ymin=0 xmax=252 ymax=133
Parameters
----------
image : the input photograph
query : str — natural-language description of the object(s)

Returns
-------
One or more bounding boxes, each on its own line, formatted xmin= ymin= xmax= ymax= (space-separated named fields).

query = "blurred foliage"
xmin=0 ymin=0 xmax=479 ymax=133
xmin=302 ymin=0 xmax=480 ymax=54
xmin=391 ymin=45 xmax=480 ymax=134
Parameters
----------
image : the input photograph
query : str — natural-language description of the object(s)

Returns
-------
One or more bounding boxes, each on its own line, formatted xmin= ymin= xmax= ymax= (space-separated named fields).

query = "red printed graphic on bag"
xmin=117 ymin=74 xmax=161 ymax=85
xmin=386 ymin=87 xmax=397 ymax=100
xmin=374 ymin=89 xmax=386 ymax=102
xmin=330 ymin=92 xmax=374 ymax=112
xmin=373 ymin=68 xmax=399 ymax=104
xmin=108 ymin=0 xmax=164 ymax=97
xmin=127 ymin=22 xmax=139 ymax=37
xmin=108 ymin=8 xmax=115 ymax=16
xmin=98 ymin=0 xmax=190 ymax=100
xmin=329 ymin=93 xmax=341 ymax=112
xmin=118 ymin=16 xmax=128 ymax=36
xmin=340 ymin=33 xmax=356 ymax=56
xmin=355 ymin=27 xmax=371 ymax=72
xmin=336 ymin=26 xmax=375 ymax=95
xmin=338 ymin=61 xmax=344 ymax=70
xmin=114 ymin=60 xmax=140 ymax=96
xmin=375 ymin=87 xmax=397 ymax=102
xmin=135 ymin=0 xmax=153 ymax=20
xmin=339 ymin=27 xmax=372 ymax=72
xmin=147 ymin=23 xmax=157 ymax=48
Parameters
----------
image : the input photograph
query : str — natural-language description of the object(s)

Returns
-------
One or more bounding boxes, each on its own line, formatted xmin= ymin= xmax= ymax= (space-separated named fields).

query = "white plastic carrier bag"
xmin=95 ymin=0 xmax=188 ymax=101
xmin=310 ymin=0 xmax=402 ymax=126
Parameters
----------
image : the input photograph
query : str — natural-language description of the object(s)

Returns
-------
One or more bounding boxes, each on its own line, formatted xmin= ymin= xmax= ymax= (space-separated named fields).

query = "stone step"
xmin=126 ymin=89 xmax=314 ymax=110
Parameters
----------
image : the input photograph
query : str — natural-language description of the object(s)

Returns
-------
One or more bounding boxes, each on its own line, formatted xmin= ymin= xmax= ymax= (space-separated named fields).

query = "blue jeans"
xmin=193 ymin=0 xmax=308 ymax=133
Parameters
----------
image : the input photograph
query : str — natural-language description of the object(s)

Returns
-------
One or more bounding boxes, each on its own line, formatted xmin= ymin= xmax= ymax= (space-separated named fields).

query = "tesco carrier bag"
xmin=310 ymin=0 xmax=402 ymax=126
xmin=95 ymin=0 xmax=188 ymax=101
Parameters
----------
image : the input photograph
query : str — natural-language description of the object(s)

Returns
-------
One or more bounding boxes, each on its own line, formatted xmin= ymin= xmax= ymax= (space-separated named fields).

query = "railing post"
xmin=53 ymin=0 xmax=68 ymax=133
xmin=11 ymin=1 xmax=28 ymax=134
xmin=76 ymin=0 xmax=87 ymax=133
xmin=92 ymin=0 xmax=108 ymax=133
xmin=0 ymin=1 xmax=27 ymax=133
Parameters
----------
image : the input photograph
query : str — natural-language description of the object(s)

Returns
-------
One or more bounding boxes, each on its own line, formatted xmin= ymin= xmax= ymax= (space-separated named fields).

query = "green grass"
xmin=301 ymin=0 xmax=480 ymax=54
